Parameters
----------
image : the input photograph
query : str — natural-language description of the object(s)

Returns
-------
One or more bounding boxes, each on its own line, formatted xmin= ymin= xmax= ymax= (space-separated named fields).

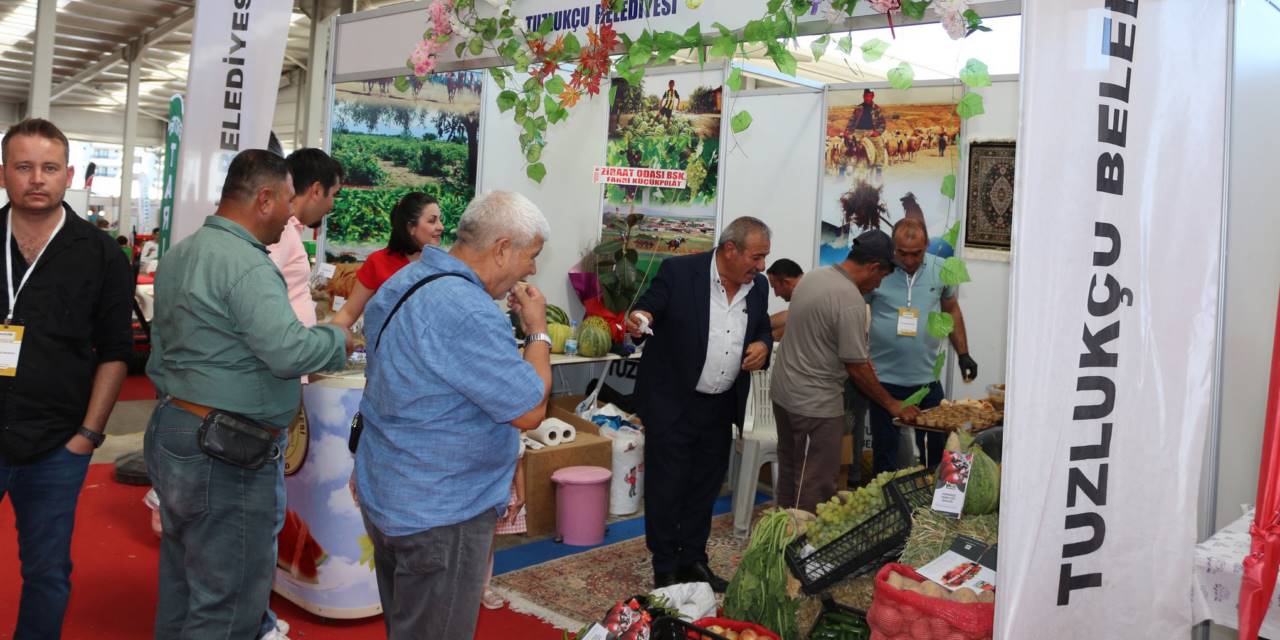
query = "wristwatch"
xmin=77 ymin=426 xmax=105 ymax=449
xmin=524 ymin=332 xmax=552 ymax=349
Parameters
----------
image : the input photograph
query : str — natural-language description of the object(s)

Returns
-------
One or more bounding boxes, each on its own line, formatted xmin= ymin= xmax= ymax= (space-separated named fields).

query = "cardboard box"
xmin=522 ymin=404 xmax=612 ymax=537
xmin=551 ymin=394 xmax=642 ymax=428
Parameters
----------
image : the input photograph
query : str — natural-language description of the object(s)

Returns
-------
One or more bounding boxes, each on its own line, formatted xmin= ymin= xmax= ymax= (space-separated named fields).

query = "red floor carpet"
xmin=0 ymin=465 xmax=564 ymax=639
xmin=117 ymin=374 xmax=157 ymax=402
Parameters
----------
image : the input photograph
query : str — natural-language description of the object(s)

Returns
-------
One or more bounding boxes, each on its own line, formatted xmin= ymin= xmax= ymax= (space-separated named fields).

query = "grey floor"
xmin=95 ymin=398 xmax=155 ymax=464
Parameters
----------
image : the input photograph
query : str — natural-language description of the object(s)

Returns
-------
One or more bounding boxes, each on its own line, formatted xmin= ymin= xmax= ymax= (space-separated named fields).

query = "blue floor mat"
xmin=494 ymin=491 xmax=770 ymax=575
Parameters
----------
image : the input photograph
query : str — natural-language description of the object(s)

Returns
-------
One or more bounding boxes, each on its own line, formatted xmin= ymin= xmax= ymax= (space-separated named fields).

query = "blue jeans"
xmin=144 ymin=401 xmax=281 ymax=639
xmin=869 ymin=381 xmax=946 ymax=474
xmin=0 ymin=445 xmax=92 ymax=640
xmin=256 ymin=432 xmax=289 ymax=639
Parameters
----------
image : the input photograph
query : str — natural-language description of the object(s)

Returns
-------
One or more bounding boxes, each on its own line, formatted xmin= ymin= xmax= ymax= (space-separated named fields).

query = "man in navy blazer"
xmin=627 ymin=216 xmax=774 ymax=592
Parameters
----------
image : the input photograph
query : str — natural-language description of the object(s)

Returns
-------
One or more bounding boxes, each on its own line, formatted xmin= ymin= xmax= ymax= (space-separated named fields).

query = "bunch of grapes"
xmin=807 ymin=466 xmax=924 ymax=548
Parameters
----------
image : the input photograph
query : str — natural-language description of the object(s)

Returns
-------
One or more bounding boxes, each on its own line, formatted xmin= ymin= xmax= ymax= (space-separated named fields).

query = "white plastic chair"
xmin=729 ymin=365 xmax=779 ymax=538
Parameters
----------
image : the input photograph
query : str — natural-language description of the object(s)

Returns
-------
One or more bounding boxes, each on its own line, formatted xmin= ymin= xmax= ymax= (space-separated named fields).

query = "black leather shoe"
xmin=654 ymin=570 xmax=682 ymax=589
xmin=679 ymin=562 xmax=729 ymax=593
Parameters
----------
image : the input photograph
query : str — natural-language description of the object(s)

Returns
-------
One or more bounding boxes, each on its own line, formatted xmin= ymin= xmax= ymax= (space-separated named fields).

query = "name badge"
xmin=0 ymin=324 xmax=24 ymax=377
xmin=897 ymin=307 xmax=920 ymax=337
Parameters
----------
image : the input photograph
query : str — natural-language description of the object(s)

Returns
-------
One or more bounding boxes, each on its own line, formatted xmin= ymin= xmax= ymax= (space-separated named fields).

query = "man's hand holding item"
xmin=958 ymin=353 xmax=978 ymax=382
xmin=742 ymin=341 xmax=768 ymax=372
xmin=626 ymin=310 xmax=654 ymax=339
xmin=510 ymin=283 xmax=548 ymax=335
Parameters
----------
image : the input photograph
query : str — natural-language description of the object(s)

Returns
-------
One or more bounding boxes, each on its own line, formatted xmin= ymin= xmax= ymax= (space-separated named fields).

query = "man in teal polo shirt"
xmin=866 ymin=218 xmax=977 ymax=473
xmin=145 ymin=149 xmax=353 ymax=639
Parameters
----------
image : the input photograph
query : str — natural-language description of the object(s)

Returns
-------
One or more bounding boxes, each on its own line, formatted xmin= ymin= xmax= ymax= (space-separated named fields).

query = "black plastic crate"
xmin=806 ymin=595 xmax=870 ymax=639
xmin=784 ymin=500 xmax=910 ymax=594
xmin=649 ymin=616 xmax=729 ymax=640
xmin=884 ymin=468 xmax=935 ymax=517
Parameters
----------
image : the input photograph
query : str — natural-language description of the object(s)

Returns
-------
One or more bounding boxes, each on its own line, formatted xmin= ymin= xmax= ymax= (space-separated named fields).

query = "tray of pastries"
xmin=894 ymin=398 xmax=1002 ymax=433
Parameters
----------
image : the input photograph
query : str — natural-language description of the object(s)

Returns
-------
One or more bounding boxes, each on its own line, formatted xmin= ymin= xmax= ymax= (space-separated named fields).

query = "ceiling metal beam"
xmin=50 ymin=6 xmax=194 ymax=102
xmin=81 ymin=85 xmax=168 ymax=123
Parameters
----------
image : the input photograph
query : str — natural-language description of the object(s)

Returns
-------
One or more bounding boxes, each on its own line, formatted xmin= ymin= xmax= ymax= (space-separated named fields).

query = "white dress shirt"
xmin=696 ymin=252 xmax=754 ymax=394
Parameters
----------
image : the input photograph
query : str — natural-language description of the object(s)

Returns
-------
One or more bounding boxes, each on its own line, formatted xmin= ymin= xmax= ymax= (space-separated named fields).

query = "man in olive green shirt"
xmin=144 ymin=149 xmax=352 ymax=639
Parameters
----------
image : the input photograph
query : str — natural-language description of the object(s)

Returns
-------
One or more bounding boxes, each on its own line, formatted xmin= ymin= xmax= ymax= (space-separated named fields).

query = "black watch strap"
xmin=77 ymin=427 xmax=105 ymax=448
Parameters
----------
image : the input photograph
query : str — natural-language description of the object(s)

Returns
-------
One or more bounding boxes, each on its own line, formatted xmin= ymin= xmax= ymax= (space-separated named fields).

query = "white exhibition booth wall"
xmin=325 ymin=1 xmax=1280 ymax=637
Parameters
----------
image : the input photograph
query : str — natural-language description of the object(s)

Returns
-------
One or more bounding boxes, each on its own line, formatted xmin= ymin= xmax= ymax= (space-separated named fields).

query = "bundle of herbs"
xmin=724 ymin=509 xmax=802 ymax=639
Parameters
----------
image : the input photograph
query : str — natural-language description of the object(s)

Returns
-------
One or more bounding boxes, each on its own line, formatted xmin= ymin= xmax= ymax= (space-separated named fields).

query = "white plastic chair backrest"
xmin=741 ymin=347 xmax=779 ymax=437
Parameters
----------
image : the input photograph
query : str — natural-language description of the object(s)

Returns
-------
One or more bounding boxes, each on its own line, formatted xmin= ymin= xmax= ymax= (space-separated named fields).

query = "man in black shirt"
xmin=0 ymin=118 xmax=133 ymax=638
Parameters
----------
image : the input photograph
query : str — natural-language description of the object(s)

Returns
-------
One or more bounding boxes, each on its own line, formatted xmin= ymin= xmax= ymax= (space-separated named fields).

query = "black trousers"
xmin=644 ymin=390 xmax=734 ymax=574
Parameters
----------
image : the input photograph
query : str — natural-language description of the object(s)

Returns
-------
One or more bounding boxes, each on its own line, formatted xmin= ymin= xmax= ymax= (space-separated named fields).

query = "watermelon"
xmin=546 ymin=304 xmax=570 ymax=327
xmin=945 ymin=431 xmax=1000 ymax=515
xmin=578 ymin=316 xmax=613 ymax=357
xmin=548 ymin=323 xmax=573 ymax=354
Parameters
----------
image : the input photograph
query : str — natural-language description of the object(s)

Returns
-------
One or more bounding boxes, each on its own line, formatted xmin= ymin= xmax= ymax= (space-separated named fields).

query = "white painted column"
xmin=303 ymin=4 xmax=332 ymax=148
xmin=118 ymin=47 xmax=142 ymax=236
xmin=27 ymin=0 xmax=57 ymax=119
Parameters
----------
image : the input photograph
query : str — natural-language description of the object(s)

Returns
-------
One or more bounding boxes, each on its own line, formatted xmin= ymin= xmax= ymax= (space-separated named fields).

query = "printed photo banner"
xmin=998 ymin=1 xmax=1229 ymax=638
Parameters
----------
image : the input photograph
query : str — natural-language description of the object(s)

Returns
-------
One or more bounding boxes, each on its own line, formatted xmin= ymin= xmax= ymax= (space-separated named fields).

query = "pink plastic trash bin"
xmin=550 ymin=465 xmax=612 ymax=546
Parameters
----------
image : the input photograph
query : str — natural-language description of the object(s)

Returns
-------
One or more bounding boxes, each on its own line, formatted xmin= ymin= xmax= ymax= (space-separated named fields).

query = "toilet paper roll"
xmin=530 ymin=418 xmax=573 ymax=447
xmin=559 ymin=423 xmax=576 ymax=444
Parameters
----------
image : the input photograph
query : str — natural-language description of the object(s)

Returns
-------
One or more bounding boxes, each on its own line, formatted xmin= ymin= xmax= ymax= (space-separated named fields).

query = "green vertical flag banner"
xmin=158 ymin=94 xmax=183 ymax=257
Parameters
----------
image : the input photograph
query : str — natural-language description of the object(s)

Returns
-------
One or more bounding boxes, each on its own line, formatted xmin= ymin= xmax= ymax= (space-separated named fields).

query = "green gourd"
xmin=547 ymin=323 xmax=573 ymax=354
xmin=577 ymin=316 xmax=613 ymax=358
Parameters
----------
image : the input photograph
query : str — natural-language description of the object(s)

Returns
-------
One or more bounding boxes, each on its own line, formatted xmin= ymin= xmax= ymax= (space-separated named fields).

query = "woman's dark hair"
xmin=386 ymin=192 xmax=439 ymax=255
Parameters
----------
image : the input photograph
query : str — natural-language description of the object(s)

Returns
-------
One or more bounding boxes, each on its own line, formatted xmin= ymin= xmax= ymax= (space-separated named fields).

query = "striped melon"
xmin=577 ymin=316 xmax=613 ymax=358
xmin=546 ymin=304 xmax=570 ymax=327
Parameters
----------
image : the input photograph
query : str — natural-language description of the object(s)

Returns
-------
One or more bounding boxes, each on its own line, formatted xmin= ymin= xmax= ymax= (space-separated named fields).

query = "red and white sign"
xmin=592 ymin=166 xmax=687 ymax=189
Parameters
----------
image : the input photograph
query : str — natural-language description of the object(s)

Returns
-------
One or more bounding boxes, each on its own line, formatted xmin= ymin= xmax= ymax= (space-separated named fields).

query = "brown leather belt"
xmin=169 ymin=397 xmax=281 ymax=437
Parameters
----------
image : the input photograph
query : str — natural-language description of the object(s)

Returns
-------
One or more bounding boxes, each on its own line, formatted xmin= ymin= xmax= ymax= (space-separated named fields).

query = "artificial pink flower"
xmin=934 ymin=0 xmax=971 ymax=39
xmin=410 ymin=40 xmax=437 ymax=76
xmin=867 ymin=0 xmax=900 ymax=13
xmin=428 ymin=0 xmax=453 ymax=38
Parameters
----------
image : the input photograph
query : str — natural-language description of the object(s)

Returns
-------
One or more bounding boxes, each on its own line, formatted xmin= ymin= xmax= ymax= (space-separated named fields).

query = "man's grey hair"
xmin=716 ymin=216 xmax=771 ymax=250
xmin=456 ymin=191 xmax=551 ymax=249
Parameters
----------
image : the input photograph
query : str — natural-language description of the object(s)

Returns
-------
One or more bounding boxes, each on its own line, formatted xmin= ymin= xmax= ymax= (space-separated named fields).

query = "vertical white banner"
xmin=171 ymin=0 xmax=294 ymax=246
xmin=998 ymin=1 xmax=1229 ymax=638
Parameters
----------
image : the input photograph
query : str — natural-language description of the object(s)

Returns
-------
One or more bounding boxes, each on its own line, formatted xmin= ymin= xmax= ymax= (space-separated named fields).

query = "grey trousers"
xmin=773 ymin=403 xmax=846 ymax=513
xmin=363 ymin=508 xmax=497 ymax=640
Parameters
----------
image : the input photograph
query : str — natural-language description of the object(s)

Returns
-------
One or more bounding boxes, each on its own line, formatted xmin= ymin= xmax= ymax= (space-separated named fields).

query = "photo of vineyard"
xmin=325 ymin=72 xmax=482 ymax=261
xmin=601 ymin=69 xmax=723 ymax=269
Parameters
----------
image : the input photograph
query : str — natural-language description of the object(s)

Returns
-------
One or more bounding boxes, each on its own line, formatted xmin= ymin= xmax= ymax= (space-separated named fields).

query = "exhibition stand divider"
xmin=299 ymin=2 xmax=1250 ymax=638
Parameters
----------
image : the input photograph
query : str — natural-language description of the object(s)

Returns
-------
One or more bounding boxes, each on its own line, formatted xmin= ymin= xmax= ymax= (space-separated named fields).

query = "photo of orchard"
xmin=326 ymin=71 xmax=481 ymax=260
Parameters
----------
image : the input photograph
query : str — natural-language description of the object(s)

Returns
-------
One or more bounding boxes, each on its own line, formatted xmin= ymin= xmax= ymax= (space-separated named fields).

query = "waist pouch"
xmin=197 ymin=410 xmax=278 ymax=470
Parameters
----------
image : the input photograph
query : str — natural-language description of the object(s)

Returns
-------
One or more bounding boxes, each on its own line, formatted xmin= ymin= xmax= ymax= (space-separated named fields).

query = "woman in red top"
xmin=332 ymin=192 xmax=444 ymax=328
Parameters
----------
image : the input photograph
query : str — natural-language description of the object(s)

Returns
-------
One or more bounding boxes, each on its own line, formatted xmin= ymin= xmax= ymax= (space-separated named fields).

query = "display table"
xmin=1192 ymin=507 xmax=1278 ymax=635
xmin=275 ymin=371 xmax=379 ymax=619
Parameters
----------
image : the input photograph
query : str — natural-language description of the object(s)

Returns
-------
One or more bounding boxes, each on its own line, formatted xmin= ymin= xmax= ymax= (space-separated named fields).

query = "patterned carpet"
xmin=492 ymin=509 xmax=761 ymax=630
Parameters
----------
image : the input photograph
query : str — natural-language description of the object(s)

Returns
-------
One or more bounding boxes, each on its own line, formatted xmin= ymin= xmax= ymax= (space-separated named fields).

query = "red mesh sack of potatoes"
xmin=866 ymin=563 xmax=994 ymax=640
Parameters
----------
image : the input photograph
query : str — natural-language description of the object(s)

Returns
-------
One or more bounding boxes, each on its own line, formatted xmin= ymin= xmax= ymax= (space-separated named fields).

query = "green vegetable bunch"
xmin=724 ymin=509 xmax=801 ymax=640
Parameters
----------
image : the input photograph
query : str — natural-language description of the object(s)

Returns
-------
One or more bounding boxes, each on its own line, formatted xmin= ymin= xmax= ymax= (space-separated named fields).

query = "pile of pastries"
xmin=912 ymin=398 xmax=1001 ymax=430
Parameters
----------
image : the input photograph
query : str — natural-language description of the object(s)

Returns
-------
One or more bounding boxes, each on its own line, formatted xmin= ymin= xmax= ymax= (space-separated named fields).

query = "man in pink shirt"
xmin=260 ymin=147 xmax=342 ymax=640
xmin=269 ymin=149 xmax=343 ymax=327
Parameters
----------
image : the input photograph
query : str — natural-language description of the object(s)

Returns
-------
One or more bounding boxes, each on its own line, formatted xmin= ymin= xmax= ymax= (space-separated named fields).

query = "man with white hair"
xmin=354 ymin=190 xmax=553 ymax=639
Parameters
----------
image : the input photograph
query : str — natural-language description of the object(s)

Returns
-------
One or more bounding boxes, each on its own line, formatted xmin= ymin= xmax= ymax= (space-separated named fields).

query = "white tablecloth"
xmin=1193 ymin=507 xmax=1280 ymax=636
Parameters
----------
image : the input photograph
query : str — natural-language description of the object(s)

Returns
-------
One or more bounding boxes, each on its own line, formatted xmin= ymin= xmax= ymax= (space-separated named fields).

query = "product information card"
xmin=917 ymin=535 xmax=997 ymax=594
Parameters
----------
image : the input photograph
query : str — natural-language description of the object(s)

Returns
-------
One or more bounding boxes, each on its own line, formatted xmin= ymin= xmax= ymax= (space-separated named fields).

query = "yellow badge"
xmin=0 ymin=324 xmax=24 ymax=377
xmin=897 ymin=307 xmax=920 ymax=337
xmin=283 ymin=406 xmax=309 ymax=476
